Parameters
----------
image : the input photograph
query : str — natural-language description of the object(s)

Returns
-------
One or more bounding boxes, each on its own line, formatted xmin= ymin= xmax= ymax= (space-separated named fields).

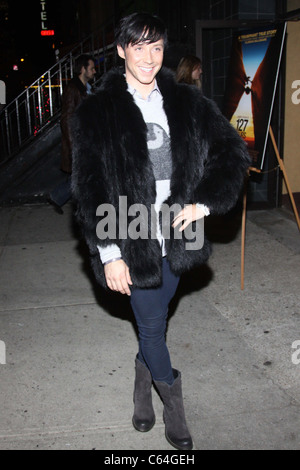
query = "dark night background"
xmin=0 ymin=0 xmax=203 ymax=103
xmin=0 ymin=0 xmax=81 ymax=102
xmin=0 ymin=0 xmax=291 ymax=107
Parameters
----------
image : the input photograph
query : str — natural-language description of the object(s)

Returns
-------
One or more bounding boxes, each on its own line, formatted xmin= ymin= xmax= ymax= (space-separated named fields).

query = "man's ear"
xmin=117 ymin=45 xmax=125 ymax=59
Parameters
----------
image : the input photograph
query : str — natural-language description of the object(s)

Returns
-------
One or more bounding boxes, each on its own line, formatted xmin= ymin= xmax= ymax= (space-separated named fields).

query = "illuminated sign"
xmin=40 ymin=0 xmax=54 ymax=36
xmin=41 ymin=30 xmax=55 ymax=36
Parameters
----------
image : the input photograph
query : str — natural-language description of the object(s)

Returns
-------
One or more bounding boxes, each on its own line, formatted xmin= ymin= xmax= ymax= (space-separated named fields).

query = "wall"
xmin=78 ymin=0 xmax=115 ymax=37
xmin=283 ymin=0 xmax=300 ymax=194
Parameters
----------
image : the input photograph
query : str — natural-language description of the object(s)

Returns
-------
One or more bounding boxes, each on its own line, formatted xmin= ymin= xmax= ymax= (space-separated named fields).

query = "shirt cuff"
xmin=97 ymin=244 xmax=122 ymax=264
xmin=196 ymin=203 xmax=210 ymax=216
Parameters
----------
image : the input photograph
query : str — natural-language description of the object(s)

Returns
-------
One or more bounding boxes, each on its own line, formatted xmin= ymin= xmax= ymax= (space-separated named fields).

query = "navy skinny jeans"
xmin=130 ymin=257 xmax=180 ymax=385
xmin=49 ymin=175 xmax=72 ymax=208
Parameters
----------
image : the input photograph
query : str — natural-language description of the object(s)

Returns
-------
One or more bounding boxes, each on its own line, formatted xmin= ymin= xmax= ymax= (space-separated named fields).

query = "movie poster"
xmin=223 ymin=23 xmax=286 ymax=169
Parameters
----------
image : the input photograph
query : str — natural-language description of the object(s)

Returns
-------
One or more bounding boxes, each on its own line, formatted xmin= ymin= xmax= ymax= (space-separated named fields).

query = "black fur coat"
xmin=71 ymin=67 xmax=251 ymax=289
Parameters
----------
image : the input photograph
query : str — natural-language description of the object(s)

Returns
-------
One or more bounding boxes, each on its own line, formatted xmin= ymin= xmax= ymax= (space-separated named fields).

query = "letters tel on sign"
xmin=40 ymin=0 xmax=48 ymax=31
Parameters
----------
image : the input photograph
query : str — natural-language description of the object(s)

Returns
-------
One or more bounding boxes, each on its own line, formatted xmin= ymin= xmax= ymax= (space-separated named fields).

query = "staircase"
xmin=0 ymin=19 xmax=117 ymax=163
xmin=0 ymin=17 xmax=119 ymax=205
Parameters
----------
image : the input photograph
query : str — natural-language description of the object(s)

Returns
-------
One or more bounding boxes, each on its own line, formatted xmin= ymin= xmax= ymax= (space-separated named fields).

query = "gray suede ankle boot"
xmin=154 ymin=370 xmax=193 ymax=450
xmin=132 ymin=356 xmax=155 ymax=432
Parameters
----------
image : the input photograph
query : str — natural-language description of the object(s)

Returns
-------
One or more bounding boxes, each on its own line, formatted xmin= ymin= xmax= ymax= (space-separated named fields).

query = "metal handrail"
xmin=0 ymin=21 xmax=117 ymax=163
xmin=0 ymin=0 xmax=186 ymax=163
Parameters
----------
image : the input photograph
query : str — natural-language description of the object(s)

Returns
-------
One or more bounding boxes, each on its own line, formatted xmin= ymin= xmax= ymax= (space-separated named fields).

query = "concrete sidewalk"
xmin=0 ymin=203 xmax=299 ymax=450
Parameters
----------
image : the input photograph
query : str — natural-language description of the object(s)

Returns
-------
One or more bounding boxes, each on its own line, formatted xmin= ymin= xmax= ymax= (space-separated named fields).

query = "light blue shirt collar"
xmin=126 ymin=80 xmax=161 ymax=101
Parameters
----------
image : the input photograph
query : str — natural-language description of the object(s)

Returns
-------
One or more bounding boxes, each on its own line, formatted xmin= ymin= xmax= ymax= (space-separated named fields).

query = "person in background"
xmin=47 ymin=54 xmax=96 ymax=214
xmin=176 ymin=55 xmax=202 ymax=89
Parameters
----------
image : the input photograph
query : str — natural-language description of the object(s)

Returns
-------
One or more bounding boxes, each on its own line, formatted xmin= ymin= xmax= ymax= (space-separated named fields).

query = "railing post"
xmin=48 ymin=70 xmax=53 ymax=117
xmin=37 ymin=79 xmax=42 ymax=127
xmin=59 ymin=62 xmax=63 ymax=97
xmin=26 ymin=88 xmax=32 ymax=136
xmin=70 ymin=53 xmax=74 ymax=78
xmin=15 ymin=98 xmax=21 ymax=146
xmin=5 ymin=107 xmax=11 ymax=156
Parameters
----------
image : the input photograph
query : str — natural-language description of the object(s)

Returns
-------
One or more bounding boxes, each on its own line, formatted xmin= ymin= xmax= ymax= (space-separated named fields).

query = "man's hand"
xmin=172 ymin=204 xmax=206 ymax=232
xmin=104 ymin=259 xmax=133 ymax=296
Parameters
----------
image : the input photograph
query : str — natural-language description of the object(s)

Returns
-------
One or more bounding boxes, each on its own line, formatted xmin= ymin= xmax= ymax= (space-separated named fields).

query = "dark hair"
xmin=74 ymin=54 xmax=95 ymax=75
xmin=115 ymin=12 xmax=168 ymax=49
xmin=176 ymin=55 xmax=202 ymax=88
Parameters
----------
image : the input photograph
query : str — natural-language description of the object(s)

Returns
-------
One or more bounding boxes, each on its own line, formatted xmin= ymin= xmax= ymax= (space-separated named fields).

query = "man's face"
xmin=83 ymin=60 xmax=96 ymax=81
xmin=117 ymin=39 xmax=164 ymax=96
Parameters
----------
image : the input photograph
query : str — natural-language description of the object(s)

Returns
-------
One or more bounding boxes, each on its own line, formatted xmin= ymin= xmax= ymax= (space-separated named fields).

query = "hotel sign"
xmin=40 ymin=0 xmax=54 ymax=36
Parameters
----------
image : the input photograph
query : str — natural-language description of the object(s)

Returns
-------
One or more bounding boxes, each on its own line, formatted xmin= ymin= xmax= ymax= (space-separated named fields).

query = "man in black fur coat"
xmin=71 ymin=13 xmax=251 ymax=450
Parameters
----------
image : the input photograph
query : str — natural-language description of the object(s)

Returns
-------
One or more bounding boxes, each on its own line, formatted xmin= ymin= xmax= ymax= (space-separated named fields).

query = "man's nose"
xmin=143 ymin=48 xmax=154 ymax=63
